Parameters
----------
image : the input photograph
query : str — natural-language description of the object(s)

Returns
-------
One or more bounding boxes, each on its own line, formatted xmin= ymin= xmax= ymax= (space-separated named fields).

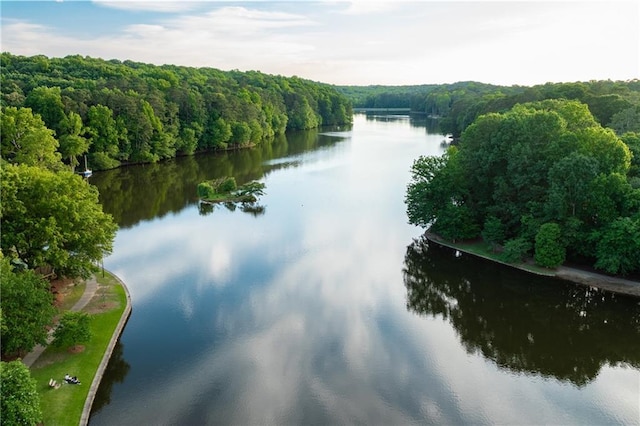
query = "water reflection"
xmin=362 ymin=112 xmax=440 ymax=134
xmin=90 ymin=341 xmax=130 ymax=414
xmin=403 ymin=235 xmax=640 ymax=386
xmin=91 ymin=126 xmax=350 ymax=229
xmin=198 ymin=200 xmax=267 ymax=217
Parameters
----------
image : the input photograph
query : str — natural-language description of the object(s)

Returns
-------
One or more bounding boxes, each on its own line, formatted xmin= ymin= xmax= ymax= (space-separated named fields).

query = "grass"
xmin=430 ymin=235 xmax=557 ymax=277
xmin=55 ymin=279 xmax=86 ymax=312
xmin=30 ymin=271 xmax=127 ymax=426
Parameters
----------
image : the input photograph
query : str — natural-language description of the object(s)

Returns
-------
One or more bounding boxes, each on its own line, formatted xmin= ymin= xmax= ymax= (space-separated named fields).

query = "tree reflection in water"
xmin=403 ymin=235 xmax=640 ymax=387
xmin=90 ymin=341 xmax=131 ymax=414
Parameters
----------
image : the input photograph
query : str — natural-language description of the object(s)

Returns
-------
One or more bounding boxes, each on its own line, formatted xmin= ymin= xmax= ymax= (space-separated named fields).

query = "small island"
xmin=197 ymin=177 xmax=266 ymax=204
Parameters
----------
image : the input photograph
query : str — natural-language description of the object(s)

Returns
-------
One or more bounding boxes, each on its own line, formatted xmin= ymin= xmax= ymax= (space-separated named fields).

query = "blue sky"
xmin=1 ymin=1 xmax=638 ymax=86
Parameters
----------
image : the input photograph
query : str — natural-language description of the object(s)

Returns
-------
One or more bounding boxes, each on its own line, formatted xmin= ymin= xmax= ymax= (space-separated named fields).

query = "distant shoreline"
xmin=424 ymin=232 xmax=640 ymax=298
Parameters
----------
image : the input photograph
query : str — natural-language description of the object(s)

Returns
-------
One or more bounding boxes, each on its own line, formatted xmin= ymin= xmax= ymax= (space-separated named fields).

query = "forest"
xmin=1 ymin=53 xmax=353 ymax=171
xmin=405 ymin=98 xmax=640 ymax=276
xmin=343 ymin=79 xmax=640 ymax=275
xmin=337 ymin=79 xmax=640 ymax=139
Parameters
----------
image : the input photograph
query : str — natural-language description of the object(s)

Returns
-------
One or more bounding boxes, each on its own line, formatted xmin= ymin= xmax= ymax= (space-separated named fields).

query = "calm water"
xmin=89 ymin=114 xmax=640 ymax=425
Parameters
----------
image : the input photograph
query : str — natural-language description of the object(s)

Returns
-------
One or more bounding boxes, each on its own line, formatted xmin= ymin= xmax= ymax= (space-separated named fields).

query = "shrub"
xmin=482 ymin=215 xmax=505 ymax=252
xmin=534 ymin=223 xmax=566 ymax=268
xmin=52 ymin=311 xmax=92 ymax=349
xmin=219 ymin=177 xmax=237 ymax=193
xmin=502 ymin=237 xmax=532 ymax=263
xmin=197 ymin=182 xmax=215 ymax=199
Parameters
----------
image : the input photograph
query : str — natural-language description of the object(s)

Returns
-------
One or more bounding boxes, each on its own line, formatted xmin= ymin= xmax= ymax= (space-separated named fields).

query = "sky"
xmin=1 ymin=0 xmax=638 ymax=86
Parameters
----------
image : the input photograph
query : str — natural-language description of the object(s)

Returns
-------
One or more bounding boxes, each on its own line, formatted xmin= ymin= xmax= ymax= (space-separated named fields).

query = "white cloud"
xmin=1 ymin=1 xmax=638 ymax=85
xmin=337 ymin=0 xmax=400 ymax=15
xmin=92 ymin=0 xmax=201 ymax=13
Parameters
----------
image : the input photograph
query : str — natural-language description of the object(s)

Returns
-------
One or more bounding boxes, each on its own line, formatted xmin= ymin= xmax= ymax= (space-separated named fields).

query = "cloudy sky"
xmin=1 ymin=1 xmax=638 ymax=86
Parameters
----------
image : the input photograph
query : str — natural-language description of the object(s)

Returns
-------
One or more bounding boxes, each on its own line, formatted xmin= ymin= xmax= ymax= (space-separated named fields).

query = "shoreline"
xmin=80 ymin=271 xmax=132 ymax=426
xmin=424 ymin=232 xmax=640 ymax=298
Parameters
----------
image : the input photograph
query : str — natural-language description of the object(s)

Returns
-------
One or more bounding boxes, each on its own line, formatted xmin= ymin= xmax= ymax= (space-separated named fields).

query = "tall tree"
xmin=58 ymin=111 xmax=91 ymax=171
xmin=24 ymin=86 xmax=66 ymax=137
xmin=86 ymin=104 xmax=122 ymax=169
xmin=0 ymin=106 xmax=62 ymax=170
xmin=1 ymin=164 xmax=118 ymax=278
xmin=0 ymin=257 xmax=56 ymax=358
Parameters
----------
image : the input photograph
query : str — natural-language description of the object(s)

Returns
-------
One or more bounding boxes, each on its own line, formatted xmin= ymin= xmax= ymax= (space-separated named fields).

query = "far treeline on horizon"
xmin=1 ymin=52 xmax=640 ymax=281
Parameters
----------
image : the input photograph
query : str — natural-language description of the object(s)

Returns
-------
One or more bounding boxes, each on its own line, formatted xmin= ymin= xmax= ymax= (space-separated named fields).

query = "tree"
xmin=620 ymin=132 xmax=640 ymax=179
xmin=534 ymin=223 xmax=565 ymax=268
xmin=0 ymin=361 xmax=43 ymax=426
xmin=52 ymin=311 xmax=92 ymax=349
xmin=406 ymin=149 xmax=462 ymax=228
xmin=482 ymin=216 xmax=505 ymax=252
xmin=609 ymin=106 xmax=640 ymax=135
xmin=594 ymin=217 xmax=640 ymax=275
xmin=0 ymin=257 xmax=56 ymax=358
xmin=1 ymin=106 xmax=62 ymax=170
xmin=24 ymin=86 xmax=66 ymax=137
xmin=58 ymin=111 xmax=91 ymax=171
xmin=86 ymin=104 xmax=121 ymax=167
xmin=1 ymin=164 xmax=118 ymax=278
xmin=502 ymin=237 xmax=532 ymax=263
xmin=546 ymin=152 xmax=598 ymax=220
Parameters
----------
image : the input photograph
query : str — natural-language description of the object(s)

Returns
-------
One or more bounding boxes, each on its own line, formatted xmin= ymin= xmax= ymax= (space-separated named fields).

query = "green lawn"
xmin=30 ymin=272 xmax=127 ymax=426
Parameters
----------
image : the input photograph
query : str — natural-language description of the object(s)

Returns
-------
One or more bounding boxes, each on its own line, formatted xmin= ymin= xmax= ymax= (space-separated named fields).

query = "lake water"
xmin=89 ymin=114 xmax=640 ymax=425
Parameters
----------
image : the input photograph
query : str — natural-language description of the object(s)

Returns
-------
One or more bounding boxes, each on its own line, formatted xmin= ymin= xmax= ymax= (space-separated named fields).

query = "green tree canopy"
xmin=1 ymin=106 xmax=62 ymax=170
xmin=1 ymin=164 xmax=118 ymax=278
xmin=52 ymin=311 xmax=92 ymax=349
xmin=406 ymin=99 xmax=640 ymax=275
xmin=0 ymin=256 xmax=56 ymax=358
xmin=0 ymin=361 xmax=43 ymax=426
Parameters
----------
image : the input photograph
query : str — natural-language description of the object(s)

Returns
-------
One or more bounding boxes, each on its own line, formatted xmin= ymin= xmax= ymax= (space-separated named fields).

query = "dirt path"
xmin=555 ymin=266 xmax=640 ymax=297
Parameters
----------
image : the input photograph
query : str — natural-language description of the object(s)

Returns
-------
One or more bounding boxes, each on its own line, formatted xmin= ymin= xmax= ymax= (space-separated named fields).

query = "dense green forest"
xmin=406 ymin=98 xmax=640 ymax=276
xmin=337 ymin=80 xmax=640 ymax=138
xmin=343 ymin=79 xmax=640 ymax=275
xmin=1 ymin=53 xmax=353 ymax=171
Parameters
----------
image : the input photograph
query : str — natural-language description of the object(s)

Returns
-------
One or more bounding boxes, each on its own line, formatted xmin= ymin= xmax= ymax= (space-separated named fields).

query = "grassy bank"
xmin=30 ymin=271 xmax=127 ymax=426
xmin=425 ymin=233 xmax=556 ymax=276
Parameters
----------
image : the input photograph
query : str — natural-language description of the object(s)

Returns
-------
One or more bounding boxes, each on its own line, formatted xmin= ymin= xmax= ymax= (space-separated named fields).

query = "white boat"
xmin=78 ymin=155 xmax=92 ymax=178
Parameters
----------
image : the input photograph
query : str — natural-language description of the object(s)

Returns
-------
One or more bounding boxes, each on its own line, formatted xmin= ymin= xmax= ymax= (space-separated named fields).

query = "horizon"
xmin=1 ymin=1 xmax=638 ymax=86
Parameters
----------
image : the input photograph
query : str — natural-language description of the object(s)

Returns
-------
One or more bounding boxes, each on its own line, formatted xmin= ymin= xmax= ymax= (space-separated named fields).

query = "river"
xmin=89 ymin=113 xmax=639 ymax=425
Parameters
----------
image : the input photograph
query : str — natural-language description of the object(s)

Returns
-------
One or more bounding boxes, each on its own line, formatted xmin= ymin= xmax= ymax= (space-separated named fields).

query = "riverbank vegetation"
xmin=406 ymin=99 xmax=640 ymax=276
xmin=1 ymin=52 xmax=353 ymax=171
xmin=29 ymin=271 xmax=128 ymax=426
xmin=338 ymin=80 xmax=640 ymax=137
xmin=198 ymin=177 xmax=266 ymax=204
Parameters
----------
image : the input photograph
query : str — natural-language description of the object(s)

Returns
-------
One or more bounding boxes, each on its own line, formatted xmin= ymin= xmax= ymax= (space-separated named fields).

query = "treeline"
xmin=337 ymin=80 xmax=640 ymax=138
xmin=1 ymin=52 xmax=352 ymax=170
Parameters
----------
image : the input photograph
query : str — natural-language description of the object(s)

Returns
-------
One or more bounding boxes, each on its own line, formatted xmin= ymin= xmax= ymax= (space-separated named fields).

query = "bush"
xmin=535 ymin=223 xmax=566 ymax=268
xmin=432 ymin=204 xmax=480 ymax=242
xmin=502 ymin=237 xmax=532 ymax=263
xmin=197 ymin=182 xmax=216 ymax=199
xmin=482 ymin=215 xmax=505 ymax=251
xmin=594 ymin=217 xmax=640 ymax=275
xmin=0 ymin=361 xmax=43 ymax=426
xmin=52 ymin=311 xmax=92 ymax=349
xmin=219 ymin=177 xmax=237 ymax=193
